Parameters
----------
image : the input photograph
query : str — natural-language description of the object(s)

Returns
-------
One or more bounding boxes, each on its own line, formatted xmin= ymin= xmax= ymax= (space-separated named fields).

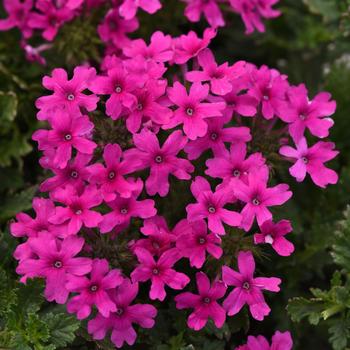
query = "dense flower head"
xmin=0 ymin=0 xmax=281 ymax=65
xmin=11 ymin=27 xmax=339 ymax=347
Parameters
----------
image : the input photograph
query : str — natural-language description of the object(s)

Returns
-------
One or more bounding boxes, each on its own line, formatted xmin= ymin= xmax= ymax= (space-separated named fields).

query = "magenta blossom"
xmin=89 ymin=143 xmax=139 ymax=201
xmin=39 ymin=153 xmax=92 ymax=193
xmin=90 ymin=66 xmax=139 ymax=120
xmin=220 ymin=77 xmax=259 ymax=118
xmin=49 ymin=185 xmax=103 ymax=235
xmin=88 ymin=279 xmax=157 ymax=348
xmin=176 ymin=219 xmax=222 ymax=268
xmin=119 ymin=0 xmax=162 ymax=20
xmin=16 ymin=234 xmax=91 ymax=304
xmin=123 ymin=31 xmax=173 ymax=63
xmin=165 ymin=82 xmax=226 ymax=140
xmin=186 ymin=176 xmax=242 ymax=235
xmin=98 ymin=8 xmax=139 ymax=49
xmin=11 ymin=197 xmax=64 ymax=239
xmin=279 ymin=137 xmax=339 ymax=188
xmin=36 ymin=66 xmax=98 ymax=120
xmin=254 ymin=220 xmax=294 ymax=256
xmin=131 ymin=216 xmax=180 ymax=256
xmin=182 ymin=0 xmax=225 ymax=28
xmin=124 ymin=80 xmax=172 ymax=133
xmin=124 ymin=129 xmax=194 ymax=196
xmin=66 ymin=258 xmax=123 ymax=319
xmin=236 ymin=330 xmax=293 ymax=350
xmin=131 ymin=248 xmax=190 ymax=301
xmin=28 ymin=0 xmax=74 ymax=41
xmin=230 ymin=0 xmax=281 ymax=34
xmin=186 ymin=49 xmax=245 ymax=96
xmin=234 ymin=168 xmax=292 ymax=231
xmin=99 ymin=181 xmax=157 ymax=233
xmin=248 ymin=65 xmax=288 ymax=120
xmin=278 ymin=84 xmax=336 ymax=141
xmin=184 ymin=117 xmax=251 ymax=160
xmin=33 ymin=112 xmax=96 ymax=169
xmin=0 ymin=0 xmax=33 ymax=38
xmin=175 ymin=272 xmax=226 ymax=330
xmin=173 ymin=28 xmax=216 ymax=65
xmin=205 ymin=142 xmax=265 ymax=187
xmin=222 ymin=251 xmax=281 ymax=320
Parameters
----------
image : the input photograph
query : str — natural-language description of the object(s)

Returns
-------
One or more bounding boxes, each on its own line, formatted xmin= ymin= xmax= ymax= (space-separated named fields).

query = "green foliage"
xmin=0 ymin=268 xmax=80 ymax=350
xmin=1 ymin=0 xmax=350 ymax=349
xmin=288 ymin=207 xmax=350 ymax=349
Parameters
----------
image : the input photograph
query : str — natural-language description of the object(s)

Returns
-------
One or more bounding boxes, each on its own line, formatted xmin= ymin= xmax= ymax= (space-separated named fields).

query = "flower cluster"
xmin=0 ymin=0 xmax=280 ymax=64
xmin=10 ymin=28 xmax=338 ymax=347
xmin=236 ymin=330 xmax=293 ymax=350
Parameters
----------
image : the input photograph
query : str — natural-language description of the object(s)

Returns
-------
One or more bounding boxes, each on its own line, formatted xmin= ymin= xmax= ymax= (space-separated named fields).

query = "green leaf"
xmin=302 ymin=0 xmax=340 ymax=22
xmin=0 ymin=186 xmax=37 ymax=222
xmin=332 ymin=206 xmax=350 ymax=272
xmin=43 ymin=312 xmax=80 ymax=348
xmin=329 ymin=319 xmax=350 ymax=350
xmin=0 ymin=91 xmax=18 ymax=133
xmin=287 ymin=297 xmax=324 ymax=325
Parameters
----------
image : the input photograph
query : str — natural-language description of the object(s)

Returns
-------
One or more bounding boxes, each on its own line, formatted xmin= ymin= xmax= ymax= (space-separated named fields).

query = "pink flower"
xmin=99 ymin=181 xmax=157 ymax=233
xmin=229 ymin=0 xmax=281 ymax=34
xmin=234 ymin=167 xmax=292 ymax=231
xmin=89 ymin=66 xmax=138 ymax=120
xmin=278 ymin=84 xmax=336 ymax=141
xmin=123 ymin=80 xmax=172 ymax=133
xmin=49 ymin=185 xmax=103 ymax=235
xmin=186 ymin=49 xmax=243 ymax=95
xmin=123 ymin=31 xmax=173 ymax=63
xmin=236 ymin=330 xmax=293 ymax=350
xmin=222 ymin=251 xmax=281 ymax=320
xmin=28 ymin=0 xmax=74 ymax=41
xmin=39 ymin=153 xmax=92 ymax=193
xmin=0 ymin=0 xmax=33 ymax=38
xmin=173 ymin=28 xmax=217 ymax=65
xmin=131 ymin=248 xmax=190 ymax=301
xmin=131 ymin=215 xmax=179 ymax=256
xmin=98 ymin=8 xmax=139 ymax=49
xmin=186 ymin=176 xmax=242 ymax=235
xmin=16 ymin=234 xmax=92 ymax=304
xmin=119 ymin=0 xmax=161 ymax=20
xmin=248 ymin=65 xmax=288 ymax=120
xmin=176 ymin=219 xmax=222 ymax=268
xmin=182 ymin=0 xmax=225 ymax=28
xmin=165 ymin=82 xmax=226 ymax=140
xmin=124 ymin=129 xmax=194 ymax=196
xmin=36 ymin=66 xmax=98 ymax=120
xmin=22 ymin=42 xmax=52 ymax=65
xmin=88 ymin=279 xmax=157 ymax=348
xmin=89 ymin=143 xmax=139 ymax=201
xmin=11 ymin=198 xmax=64 ymax=238
xmin=205 ymin=142 xmax=265 ymax=187
xmin=184 ymin=117 xmax=251 ymax=160
xmin=33 ymin=111 xmax=96 ymax=169
xmin=254 ymin=220 xmax=294 ymax=256
xmin=175 ymin=272 xmax=226 ymax=330
xmin=66 ymin=258 xmax=123 ymax=319
xmin=220 ymin=77 xmax=258 ymax=118
xmin=279 ymin=137 xmax=339 ymax=188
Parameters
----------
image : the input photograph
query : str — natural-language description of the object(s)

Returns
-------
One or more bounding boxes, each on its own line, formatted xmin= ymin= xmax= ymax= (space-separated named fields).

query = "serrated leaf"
xmin=43 ymin=312 xmax=80 ymax=348
xmin=0 ymin=186 xmax=37 ymax=221
xmin=329 ymin=319 xmax=350 ymax=350
xmin=287 ymin=297 xmax=324 ymax=325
